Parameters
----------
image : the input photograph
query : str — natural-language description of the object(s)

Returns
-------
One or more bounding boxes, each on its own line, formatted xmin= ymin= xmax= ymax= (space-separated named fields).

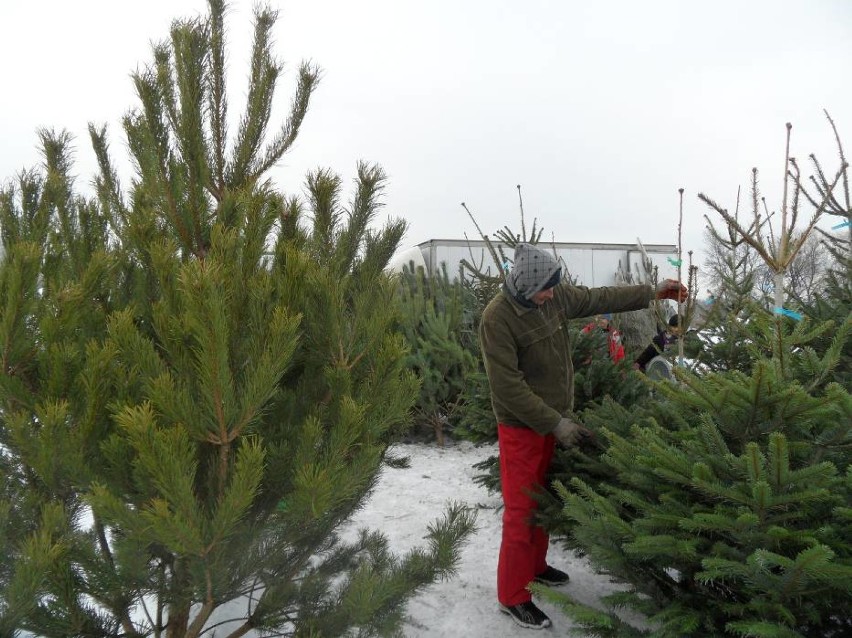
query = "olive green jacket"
xmin=479 ymin=283 xmax=654 ymax=434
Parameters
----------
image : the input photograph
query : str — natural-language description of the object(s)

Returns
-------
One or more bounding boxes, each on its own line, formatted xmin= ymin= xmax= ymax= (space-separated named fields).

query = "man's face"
xmin=530 ymin=286 xmax=555 ymax=306
xmin=596 ymin=316 xmax=610 ymax=329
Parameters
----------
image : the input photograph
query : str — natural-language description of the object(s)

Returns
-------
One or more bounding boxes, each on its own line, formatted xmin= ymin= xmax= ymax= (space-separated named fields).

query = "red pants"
xmin=497 ymin=423 xmax=556 ymax=605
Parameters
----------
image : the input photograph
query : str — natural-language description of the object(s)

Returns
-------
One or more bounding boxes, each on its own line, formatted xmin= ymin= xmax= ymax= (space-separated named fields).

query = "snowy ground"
xmin=354 ymin=440 xmax=628 ymax=637
xmin=14 ymin=439 xmax=636 ymax=637
xmin=214 ymin=440 xmax=640 ymax=637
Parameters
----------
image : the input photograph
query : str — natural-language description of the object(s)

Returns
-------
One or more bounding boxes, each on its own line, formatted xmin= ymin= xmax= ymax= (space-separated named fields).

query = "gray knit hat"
xmin=505 ymin=243 xmax=561 ymax=300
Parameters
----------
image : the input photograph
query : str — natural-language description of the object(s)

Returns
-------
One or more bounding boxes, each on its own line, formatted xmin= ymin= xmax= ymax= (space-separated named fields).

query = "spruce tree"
xmin=697 ymin=182 xmax=767 ymax=375
xmin=796 ymin=110 xmax=851 ymax=389
xmin=0 ymin=2 xmax=475 ymax=636
xmin=537 ymin=120 xmax=852 ymax=638
xmin=571 ymin=325 xmax=648 ymax=413
xmin=528 ymin=320 xmax=651 ymax=538
xmin=539 ymin=335 xmax=852 ymax=637
xmin=802 ymin=247 xmax=851 ymax=389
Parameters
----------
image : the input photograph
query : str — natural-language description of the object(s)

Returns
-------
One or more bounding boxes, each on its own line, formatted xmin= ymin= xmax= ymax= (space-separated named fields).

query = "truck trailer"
xmin=388 ymin=238 xmax=679 ymax=287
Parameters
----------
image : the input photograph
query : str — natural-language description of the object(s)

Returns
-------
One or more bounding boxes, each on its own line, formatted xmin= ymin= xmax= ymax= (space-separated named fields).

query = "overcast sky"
xmin=2 ymin=0 xmax=851 ymax=269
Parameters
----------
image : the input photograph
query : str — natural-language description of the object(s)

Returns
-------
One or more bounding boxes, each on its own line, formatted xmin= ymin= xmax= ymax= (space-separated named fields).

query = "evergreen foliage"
xmin=391 ymin=258 xmax=496 ymax=446
xmin=0 ymin=2 xmax=475 ymax=636
xmin=797 ymin=110 xmax=851 ymax=389
xmin=801 ymin=252 xmax=851 ymax=389
xmin=447 ymin=246 xmax=506 ymax=446
xmin=698 ymin=212 xmax=766 ymax=375
xmin=449 ymin=368 xmax=495 ymax=444
xmin=529 ymin=323 xmax=651 ymax=537
xmin=540 ymin=340 xmax=852 ymax=637
xmin=541 ymin=120 xmax=852 ymax=637
xmin=699 ymin=192 xmax=836 ymax=376
xmin=572 ymin=325 xmax=648 ymax=413
xmin=395 ymin=262 xmax=478 ymax=445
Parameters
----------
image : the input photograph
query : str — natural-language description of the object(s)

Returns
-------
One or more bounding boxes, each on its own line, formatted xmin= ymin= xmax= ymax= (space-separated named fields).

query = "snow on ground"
xmin=349 ymin=440 xmax=633 ymax=637
xmin=212 ymin=440 xmax=643 ymax=637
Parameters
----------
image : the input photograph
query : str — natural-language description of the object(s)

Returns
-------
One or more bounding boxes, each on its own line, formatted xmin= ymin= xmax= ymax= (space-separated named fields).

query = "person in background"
xmin=580 ymin=313 xmax=625 ymax=362
xmin=479 ymin=243 xmax=688 ymax=630
xmin=633 ymin=314 xmax=683 ymax=372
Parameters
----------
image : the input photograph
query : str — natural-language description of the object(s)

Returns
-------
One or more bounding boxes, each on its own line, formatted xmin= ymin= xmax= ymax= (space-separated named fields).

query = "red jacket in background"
xmin=581 ymin=322 xmax=626 ymax=363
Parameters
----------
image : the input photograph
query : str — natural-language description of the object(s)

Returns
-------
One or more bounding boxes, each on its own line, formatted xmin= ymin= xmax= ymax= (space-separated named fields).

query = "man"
xmin=479 ymin=243 xmax=687 ymax=630
xmin=580 ymin=313 xmax=625 ymax=362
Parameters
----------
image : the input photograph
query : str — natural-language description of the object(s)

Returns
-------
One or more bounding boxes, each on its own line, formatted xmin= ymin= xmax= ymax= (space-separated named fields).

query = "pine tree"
xmin=395 ymin=262 xmax=478 ymax=445
xmin=449 ymin=367 xmax=495 ymax=444
xmin=0 ymin=129 xmax=120 ymax=635
xmin=0 ymin=2 xmax=475 ymax=636
xmin=444 ymin=262 xmax=504 ymax=446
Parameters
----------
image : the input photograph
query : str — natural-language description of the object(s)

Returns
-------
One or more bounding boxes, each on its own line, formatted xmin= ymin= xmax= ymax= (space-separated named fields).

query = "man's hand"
xmin=553 ymin=417 xmax=596 ymax=448
xmin=655 ymin=279 xmax=688 ymax=302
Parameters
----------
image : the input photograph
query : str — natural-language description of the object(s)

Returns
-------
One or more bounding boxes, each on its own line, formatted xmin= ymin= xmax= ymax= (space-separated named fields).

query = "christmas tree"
xmin=537 ymin=119 xmax=852 ymax=637
xmin=0 ymin=2 xmax=475 ymax=635
xmin=796 ymin=110 xmax=851 ymax=389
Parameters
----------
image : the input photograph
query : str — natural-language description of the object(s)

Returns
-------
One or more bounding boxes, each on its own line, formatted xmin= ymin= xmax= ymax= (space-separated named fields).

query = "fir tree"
xmin=802 ymin=248 xmax=851 ymax=389
xmin=796 ymin=110 xmax=851 ymax=389
xmin=698 ymin=182 xmax=767 ymax=375
xmin=0 ymin=2 xmax=475 ymax=636
xmin=528 ymin=320 xmax=651 ymax=538
xmin=572 ymin=325 xmax=648 ymax=413
xmin=539 ymin=119 xmax=852 ymax=638
xmin=540 ymin=343 xmax=852 ymax=637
